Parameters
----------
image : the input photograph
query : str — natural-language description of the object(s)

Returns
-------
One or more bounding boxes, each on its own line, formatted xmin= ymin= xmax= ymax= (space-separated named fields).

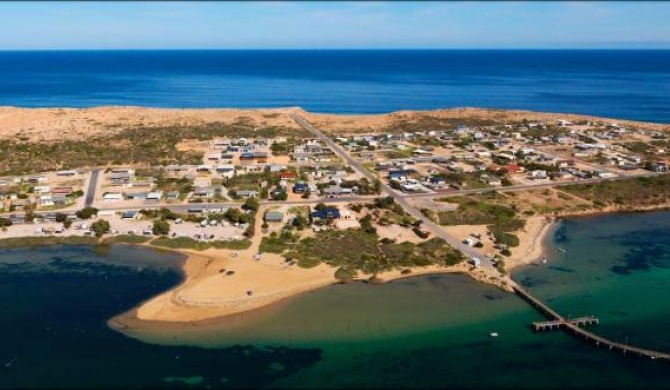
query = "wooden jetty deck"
xmin=513 ymin=284 xmax=670 ymax=360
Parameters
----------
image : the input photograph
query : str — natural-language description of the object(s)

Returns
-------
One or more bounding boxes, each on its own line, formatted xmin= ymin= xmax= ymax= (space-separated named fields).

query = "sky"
xmin=0 ymin=1 xmax=669 ymax=50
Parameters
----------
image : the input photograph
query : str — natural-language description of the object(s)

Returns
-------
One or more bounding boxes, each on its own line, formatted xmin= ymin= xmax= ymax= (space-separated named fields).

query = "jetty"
xmin=513 ymin=284 xmax=670 ymax=361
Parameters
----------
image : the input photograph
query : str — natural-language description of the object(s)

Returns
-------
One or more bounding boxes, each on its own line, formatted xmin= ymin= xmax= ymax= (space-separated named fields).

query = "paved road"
xmin=85 ymin=169 xmax=101 ymax=207
xmin=290 ymin=113 xmax=492 ymax=267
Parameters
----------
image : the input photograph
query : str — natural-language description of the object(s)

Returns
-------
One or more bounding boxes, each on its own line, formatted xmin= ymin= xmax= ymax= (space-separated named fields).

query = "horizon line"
xmin=1 ymin=47 xmax=670 ymax=52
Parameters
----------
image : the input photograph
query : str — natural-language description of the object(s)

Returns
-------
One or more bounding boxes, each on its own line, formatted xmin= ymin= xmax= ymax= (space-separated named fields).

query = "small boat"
xmin=558 ymin=247 xmax=567 ymax=253
xmin=541 ymin=257 xmax=548 ymax=264
xmin=489 ymin=332 xmax=499 ymax=337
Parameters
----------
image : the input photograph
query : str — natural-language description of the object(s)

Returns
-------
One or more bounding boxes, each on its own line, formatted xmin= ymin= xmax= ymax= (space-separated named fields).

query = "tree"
xmin=0 ymin=218 xmax=12 ymax=227
xmin=55 ymin=213 xmax=68 ymax=223
xmin=63 ymin=219 xmax=73 ymax=229
xmin=91 ymin=219 xmax=110 ymax=238
xmin=315 ymin=203 xmax=327 ymax=212
xmin=152 ymin=219 xmax=170 ymax=236
xmin=243 ymin=197 xmax=260 ymax=213
xmin=244 ymin=223 xmax=255 ymax=238
xmin=76 ymin=207 xmax=98 ymax=220
xmin=273 ymin=191 xmax=288 ymax=201
xmin=334 ymin=266 xmax=357 ymax=282
xmin=372 ymin=179 xmax=382 ymax=195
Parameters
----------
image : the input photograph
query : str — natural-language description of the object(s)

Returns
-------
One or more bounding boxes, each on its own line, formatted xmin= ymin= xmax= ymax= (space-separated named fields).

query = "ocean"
xmin=1 ymin=50 xmax=669 ymax=123
xmin=1 ymin=211 xmax=670 ymax=388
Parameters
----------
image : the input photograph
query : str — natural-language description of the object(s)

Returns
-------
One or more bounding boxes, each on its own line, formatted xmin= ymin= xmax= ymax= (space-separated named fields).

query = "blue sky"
xmin=1 ymin=1 xmax=669 ymax=49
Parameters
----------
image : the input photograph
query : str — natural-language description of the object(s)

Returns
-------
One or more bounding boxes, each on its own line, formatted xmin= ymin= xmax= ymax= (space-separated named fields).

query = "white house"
xmin=102 ymin=192 xmax=123 ymax=202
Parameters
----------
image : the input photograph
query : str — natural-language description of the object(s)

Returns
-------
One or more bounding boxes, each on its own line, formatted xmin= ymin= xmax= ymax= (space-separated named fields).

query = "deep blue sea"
xmin=1 ymin=50 xmax=669 ymax=123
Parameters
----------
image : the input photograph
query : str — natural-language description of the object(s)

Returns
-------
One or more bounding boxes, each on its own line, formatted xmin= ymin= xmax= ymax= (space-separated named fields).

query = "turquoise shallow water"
xmin=126 ymin=211 xmax=670 ymax=388
xmin=1 ymin=211 xmax=670 ymax=388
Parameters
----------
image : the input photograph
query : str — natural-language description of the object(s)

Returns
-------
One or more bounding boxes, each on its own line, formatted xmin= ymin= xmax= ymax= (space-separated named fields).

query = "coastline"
xmin=110 ymin=245 xmax=478 ymax=330
xmin=6 ymin=204 xmax=670 ymax=332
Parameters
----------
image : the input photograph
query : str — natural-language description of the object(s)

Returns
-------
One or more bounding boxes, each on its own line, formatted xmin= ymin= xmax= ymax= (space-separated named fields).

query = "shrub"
xmin=76 ymin=207 xmax=98 ymax=220
xmin=334 ymin=266 xmax=357 ymax=282
xmin=152 ymin=220 xmax=170 ymax=236
xmin=91 ymin=219 xmax=110 ymax=238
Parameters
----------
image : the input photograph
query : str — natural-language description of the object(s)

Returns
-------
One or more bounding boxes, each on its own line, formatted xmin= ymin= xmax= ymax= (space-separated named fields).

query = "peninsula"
xmin=0 ymin=106 xmax=669 ymax=326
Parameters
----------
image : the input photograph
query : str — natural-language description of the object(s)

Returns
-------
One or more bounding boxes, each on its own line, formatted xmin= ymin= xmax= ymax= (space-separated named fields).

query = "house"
xmin=108 ymin=173 xmax=132 ymax=185
xmin=215 ymin=165 xmax=236 ymax=179
xmin=311 ymin=207 xmax=341 ymax=220
xmin=34 ymin=186 xmax=51 ymax=194
xmin=426 ymin=175 xmax=446 ymax=189
xmin=528 ymin=170 xmax=548 ymax=180
xmin=52 ymin=187 xmax=73 ymax=196
xmin=504 ymin=164 xmax=524 ymax=174
xmin=323 ymin=185 xmax=352 ymax=198
xmin=279 ymin=171 xmax=296 ymax=180
xmin=192 ymin=187 xmax=216 ymax=199
xmin=401 ymin=180 xmax=422 ymax=192
xmin=102 ymin=192 xmax=123 ymax=202
xmin=240 ymin=152 xmax=256 ymax=165
xmin=264 ymin=211 xmax=284 ymax=223
xmin=125 ymin=192 xmax=148 ymax=200
xmin=56 ymin=170 xmax=78 ymax=177
xmin=122 ymin=211 xmax=139 ymax=220
xmin=293 ymin=152 xmax=310 ymax=163
xmin=111 ymin=168 xmax=135 ymax=175
xmin=146 ymin=191 xmax=163 ymax=201
xmin=220 ymin=153 xmax=235 ymax=164
xmin=166 ymin=191 xmax=180 ymax=200
xmin=196 ymin=165 xmax=211 ymax=173
xmin=26 ymin=175 xmax=47 ymax=184
xmin=292 ymin=182 xmax=308 ymax=194
xmin=236 ymin=190 xmax=259 ymax=198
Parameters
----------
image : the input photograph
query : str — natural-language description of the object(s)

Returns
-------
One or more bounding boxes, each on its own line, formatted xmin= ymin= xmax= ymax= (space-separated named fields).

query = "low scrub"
xmin=0 ymin=236 xmax=97 ymax=248
xmin=151 ymin=237 xmax=251 ymax=251
xmin=102 ymin=235 xmax=152 ymax=245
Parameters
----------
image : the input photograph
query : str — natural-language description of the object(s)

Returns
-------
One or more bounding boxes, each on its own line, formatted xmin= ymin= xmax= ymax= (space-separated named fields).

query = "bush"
xmin=334 ymin=266 xmax=357 ymax=282
xmin=91 ymin=219 xmax=110 ymax=237
xmin=243 ymin=197 xmax=260 ymax=212
xmin=76 ymin=207 xmax=98 ymax=220
xmin=63 ymin=219 xmax=73 ymax=229
xmin=244 ymin=224 xmax=256 ymax=238
xmin=55 ymin=213 xmax=68 ymax=223
xmin=501 ymin=249 xmax=512 ymax=257
xmin=491 ymin=229 xmax=520 ymax=247
xmin=152 ymin=220 xmax=170 ymax=236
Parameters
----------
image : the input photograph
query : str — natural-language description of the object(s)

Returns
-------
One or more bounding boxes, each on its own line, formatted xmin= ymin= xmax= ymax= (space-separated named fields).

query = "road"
xmin=289 ymin=113 xmax=492 ymax=268
xmin=85 ymin=169 xmax=101 ymax=207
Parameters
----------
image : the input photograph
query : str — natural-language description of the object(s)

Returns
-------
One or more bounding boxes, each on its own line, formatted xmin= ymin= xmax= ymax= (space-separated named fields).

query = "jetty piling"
xmin=513 ymin=284 xmax=670 ymax=361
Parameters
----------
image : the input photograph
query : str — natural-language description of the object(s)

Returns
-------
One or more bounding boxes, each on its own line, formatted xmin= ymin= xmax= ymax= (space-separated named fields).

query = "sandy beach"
xmin=130 ymin=240 xmax=475 ymax=325
xmin=111 ymin=207 xmax=559 ymax=328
